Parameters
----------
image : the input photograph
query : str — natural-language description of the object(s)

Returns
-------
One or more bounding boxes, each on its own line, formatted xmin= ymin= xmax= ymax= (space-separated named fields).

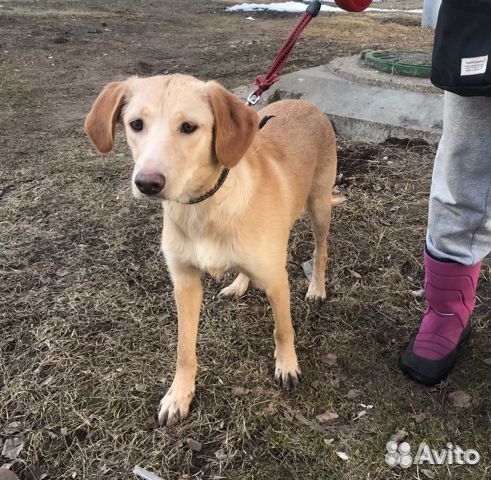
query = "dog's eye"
xmin=180 ymin=122 xmax=198 ymax=134
xmin=130 ymin=119 xmax=144 ymax=132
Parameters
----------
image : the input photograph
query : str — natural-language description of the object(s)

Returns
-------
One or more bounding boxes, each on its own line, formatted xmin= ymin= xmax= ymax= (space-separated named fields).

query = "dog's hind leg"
xmin=250 ymin=266 xmax=301 ymax=389
xmin=305 ymin=158 xmax=336 ymax=301
xmin=219 ymin=273 xmax=249 ymax=297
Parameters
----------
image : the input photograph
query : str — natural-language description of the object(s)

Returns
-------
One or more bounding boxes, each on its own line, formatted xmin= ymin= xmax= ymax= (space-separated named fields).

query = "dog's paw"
xmin=305 ymin=283 xmax=326 ymax=301
xmin=219 ymin=274 xmax=249 ymax=298
xmin=157 ymin=385 xmax=194 ymax=426
xmin=274 ymin=359 xmax=302 ymax=390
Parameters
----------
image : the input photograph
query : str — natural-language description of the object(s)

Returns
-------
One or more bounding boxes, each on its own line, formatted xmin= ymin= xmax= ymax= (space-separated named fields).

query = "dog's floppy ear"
xmin=84 ymin=81 xmax=127 ymax=154
xmin=207 ymin=82 xmax=259 ymax=168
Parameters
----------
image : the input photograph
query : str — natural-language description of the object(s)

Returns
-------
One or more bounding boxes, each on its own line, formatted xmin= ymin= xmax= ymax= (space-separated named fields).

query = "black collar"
xmin=183 ymin=167 xmax=230 ymax=205
xmin=178 ymin=115 xmax=273 ymax=205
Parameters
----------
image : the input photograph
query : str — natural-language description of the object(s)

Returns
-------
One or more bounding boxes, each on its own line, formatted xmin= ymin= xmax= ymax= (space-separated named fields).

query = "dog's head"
xmin=84 ymin=75 xmax=259 ymax=202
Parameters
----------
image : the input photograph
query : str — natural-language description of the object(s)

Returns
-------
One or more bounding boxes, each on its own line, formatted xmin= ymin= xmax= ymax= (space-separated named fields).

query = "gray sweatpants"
xmin=426 ymin=92 xmax=491 ymax=266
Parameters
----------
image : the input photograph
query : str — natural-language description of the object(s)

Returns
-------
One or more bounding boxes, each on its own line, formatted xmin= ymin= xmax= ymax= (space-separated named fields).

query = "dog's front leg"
xmin=158 ymin=262 xmax=202 ymax=426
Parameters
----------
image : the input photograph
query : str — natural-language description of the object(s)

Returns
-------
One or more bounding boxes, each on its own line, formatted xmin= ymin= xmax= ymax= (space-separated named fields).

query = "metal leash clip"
xmin=246 ymin=91 xmax=261 ymax=106
xmin=245 ymin=1 xmax=321 ymax=107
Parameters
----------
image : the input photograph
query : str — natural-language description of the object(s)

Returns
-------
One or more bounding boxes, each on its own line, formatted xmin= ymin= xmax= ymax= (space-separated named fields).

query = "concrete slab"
xmin=235 ymin=55 xmax=444 ymax=144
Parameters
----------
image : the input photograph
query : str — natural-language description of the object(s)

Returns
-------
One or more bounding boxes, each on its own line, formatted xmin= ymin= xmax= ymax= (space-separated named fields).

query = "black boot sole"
xmin=399 ymin=323 xmax=471 ymax=386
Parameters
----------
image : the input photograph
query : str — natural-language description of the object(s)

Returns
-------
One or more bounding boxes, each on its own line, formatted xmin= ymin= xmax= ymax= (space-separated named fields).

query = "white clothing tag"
xmin=461 ymin=55 xmax=488 ymax=76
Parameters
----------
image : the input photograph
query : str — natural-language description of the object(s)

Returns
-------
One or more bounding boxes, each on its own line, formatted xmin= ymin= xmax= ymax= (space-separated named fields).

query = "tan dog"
xmin=85 ymin=74 xmax=339 ymax=425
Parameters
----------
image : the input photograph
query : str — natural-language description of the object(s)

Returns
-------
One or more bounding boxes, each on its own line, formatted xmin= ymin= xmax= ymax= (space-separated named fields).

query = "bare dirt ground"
xmin=1 ymin=1 xmax=489 ymax=479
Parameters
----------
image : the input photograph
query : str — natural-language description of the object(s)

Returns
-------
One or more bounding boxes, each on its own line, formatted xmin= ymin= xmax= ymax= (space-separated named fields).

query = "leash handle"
xmin=306 ymin=0 xmax=322 ymax=16
xmin=247 ymin=1 xmax=321 ymax=106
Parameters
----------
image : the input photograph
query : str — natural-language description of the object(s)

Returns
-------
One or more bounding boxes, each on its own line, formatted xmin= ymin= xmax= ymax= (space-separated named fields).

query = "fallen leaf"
xmin=246 ymin=303 xmax=260 ymax=314
xmin=1 ymin=433 xmax=25 ymax=460
xmin=311 ymin=380 xmax=321 ymax=390
xmin=483 ymin=357 xmax=491 ymax=366
xmin=134 ymin=383 xmax=146 ymax=392
xmin=412 ymin=413 xmax=426 ymax=424
xmin=421 ymin=468 xmax=436 ymax=479
xmin=0 ymin=471 xmax=21 ymax=480
xmin=330 ymin=374 xmax=346 ymax=388
xmin=19 ymin=467 xmax=49 ymax=480
xmin=3 ymin=423 xmax=21 ymax=435
xmin=60 ymin=427 xmax=68 ymax=436
xmin=265 ymin=402 xmax=278 ymax=416
xmin=231 ymin=387 xmax=249 ymax=397
xmin=215 ymin=449 xmax=227 ymax=461
xmin=345 ymin=389 xmax=361 ymax=400
xmin=100 ymin=464 xmax=111 ymax=475
xmin=321 ymin=353 xmax=337 ymax=366
xmin=41 ymin=376 xmax=54 ymax=387
xmin=323 ymin=438 xmax=334 ymax=446
xmin=389 ymin=429 xmax=408 ymax=443
xmin=294 ymin=412 xmax=326 ymax=434
xmin=336 ymin=451 xmax=349 ymax=461
xmin=329 ymin=375 xmax=341 ymax=388
xmin=283 ymin=409 xmax=294 ymax=422
xmin=56 ymin=268 xmax=70 ymax=277
xmin=315 ymin=411 xmax=339 ymax=424
xmin=410 ymin=289 xmax=424 ymax=298
xmin=448 ymin=390 xmax=471 ymax=408
xmin=143 ymin=416 xmax=156 ymax=430
xmin=349 ymin=270 xmax=362 ymax=279
xmin=133 ymin=466 xmax=165 ymax=480
xmin=186 ymin=438 xmax=202 ymax=452
xmin=352 ymin=410 xmax=367 ymax=421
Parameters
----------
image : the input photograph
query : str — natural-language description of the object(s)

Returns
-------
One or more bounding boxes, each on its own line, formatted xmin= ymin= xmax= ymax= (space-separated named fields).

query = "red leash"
xmin=247 ymin=1 xmax=322 ymax=106
xmin=246 ymin=0 xmax=374 ymax=106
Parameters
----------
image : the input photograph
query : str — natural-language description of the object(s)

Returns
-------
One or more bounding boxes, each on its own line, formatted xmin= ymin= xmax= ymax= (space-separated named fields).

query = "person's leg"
xmin=400 ymin=92 xmax=491 ymax=386
xmin=426 ymin=92 xmax=491 ymax=265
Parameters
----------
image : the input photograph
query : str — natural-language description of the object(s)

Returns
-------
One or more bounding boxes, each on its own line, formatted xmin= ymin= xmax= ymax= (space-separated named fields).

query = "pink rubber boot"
xmin=400 ymin=250 xmax=481 ymax=385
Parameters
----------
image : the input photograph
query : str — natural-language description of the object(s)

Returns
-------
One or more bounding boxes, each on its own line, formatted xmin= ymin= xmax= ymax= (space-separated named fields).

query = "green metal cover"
xmin=361 ymin=50 xmax=432 ymax=78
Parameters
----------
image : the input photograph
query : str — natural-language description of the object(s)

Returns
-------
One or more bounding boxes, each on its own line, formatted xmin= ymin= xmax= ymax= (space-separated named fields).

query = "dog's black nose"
xmin=135 ymin=172 xmax=166 ymax=196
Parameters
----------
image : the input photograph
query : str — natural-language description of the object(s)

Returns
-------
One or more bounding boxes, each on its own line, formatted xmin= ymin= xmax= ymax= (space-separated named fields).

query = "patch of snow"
xmin=227 ymin=2 xmax=422 ymax=14
xmin=304 ymin=0 xmax=382 ymax=2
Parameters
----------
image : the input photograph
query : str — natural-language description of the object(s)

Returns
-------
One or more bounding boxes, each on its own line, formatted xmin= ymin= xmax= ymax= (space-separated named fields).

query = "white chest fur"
xmin=188 ymin=235 xmax=235 ymax=277
xmin=162 ymin=210 xmax=241 ymax=278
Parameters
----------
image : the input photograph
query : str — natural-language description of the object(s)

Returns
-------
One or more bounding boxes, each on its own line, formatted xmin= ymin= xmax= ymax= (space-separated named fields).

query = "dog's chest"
xmin=164 ymin=219 xmax=238 ymax=278
xmin=189 ymin=235 xmax=234 ymax=278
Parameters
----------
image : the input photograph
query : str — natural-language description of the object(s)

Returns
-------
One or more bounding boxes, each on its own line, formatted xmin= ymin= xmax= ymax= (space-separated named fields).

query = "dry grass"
xmin=1 ymin=1 xmax=490 ymax=479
